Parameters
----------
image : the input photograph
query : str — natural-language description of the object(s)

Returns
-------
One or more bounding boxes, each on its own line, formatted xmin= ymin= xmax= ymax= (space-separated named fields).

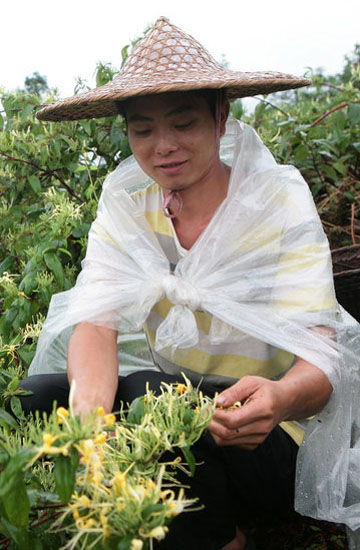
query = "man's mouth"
xmin=156 ymin=160 xmax=188 ymax=175
xmin=158 ymin=161 xmax=187 ymax=168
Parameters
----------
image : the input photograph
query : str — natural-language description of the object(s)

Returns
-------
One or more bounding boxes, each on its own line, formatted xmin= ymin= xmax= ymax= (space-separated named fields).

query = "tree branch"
xmin=253 ymin=96 xmax=290 ymax=118
xmin=0 ymin=151 xmax=84 ymax=203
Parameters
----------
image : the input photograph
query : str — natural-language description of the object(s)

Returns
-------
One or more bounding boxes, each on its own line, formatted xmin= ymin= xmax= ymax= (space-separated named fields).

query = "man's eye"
xmin=175 ymin=121 xmax=193 ymax=130
xmin=134 ymin=128 xmax=151 ymax=136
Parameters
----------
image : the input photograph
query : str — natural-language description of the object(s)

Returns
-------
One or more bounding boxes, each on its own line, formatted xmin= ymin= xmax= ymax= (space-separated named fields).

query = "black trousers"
xmin=14 ymin=371 xmax=298 ymax=550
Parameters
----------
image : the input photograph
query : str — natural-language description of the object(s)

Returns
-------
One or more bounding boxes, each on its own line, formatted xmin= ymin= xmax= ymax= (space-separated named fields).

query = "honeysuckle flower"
xmin=103 ymin=413 xmax=116 ymax=427
xmin=113 ymin=471 xmax=127 ymax=495
xmin=72 ymin=508 xmax=80 ymax=521
xmin=91 ymin=471 xmax=104 ymax=485
xmin=175 ymin=383 xmax=188 ymax=395
xmin=149 ymin=526 xmax=168 ymax=540
xmin=94 ymin=432 xmax=107 ymax=445
xmin=100 ymin=513 xmax=110 ymax=539
xmin=165 ymin=500 xmax=184 ymax=517
xmin=131 ymin=539 xmax=143 ymax=550
xmin=56 ymin=406 xmax=70 ymax=425
xmin=97 ymin=406 xmax=105 ymax=417
xmin=33 ymin=433 xmax=70 ymax=460
xmin=76 ymin=494 xmax=92 ymax=507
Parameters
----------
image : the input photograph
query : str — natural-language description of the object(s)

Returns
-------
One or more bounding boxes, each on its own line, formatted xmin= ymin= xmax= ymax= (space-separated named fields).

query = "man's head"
xmin=118 ymin=90 xmax=230 ymax=192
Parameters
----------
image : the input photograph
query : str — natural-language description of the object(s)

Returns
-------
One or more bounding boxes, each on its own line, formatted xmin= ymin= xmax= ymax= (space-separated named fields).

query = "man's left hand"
xmin=208 ymin=375 xmax=287 ymax=451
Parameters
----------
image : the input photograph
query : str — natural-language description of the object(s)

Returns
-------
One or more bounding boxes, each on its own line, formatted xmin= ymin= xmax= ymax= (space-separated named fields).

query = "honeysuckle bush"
xmin=243 ymin=45 xmax=360 ymax=249
xmin=0 ymin=377 xmax=215 ymax=550
xmin=0 ymin=40 xmax=359 ymax=548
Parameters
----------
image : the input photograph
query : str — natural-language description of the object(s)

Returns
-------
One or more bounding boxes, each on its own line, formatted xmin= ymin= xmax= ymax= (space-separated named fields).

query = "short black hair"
xmin=115 ymin=88 xmax=227 ymax=122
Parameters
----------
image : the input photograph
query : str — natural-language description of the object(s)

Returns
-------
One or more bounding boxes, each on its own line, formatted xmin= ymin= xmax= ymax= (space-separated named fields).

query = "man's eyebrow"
xmin=165 ymin=105 xmax=196 ymax=118
xmin=127 ymin=105 xmax=195 ymax=123
xmin=127 ymin=113 xmax=154 ymax=123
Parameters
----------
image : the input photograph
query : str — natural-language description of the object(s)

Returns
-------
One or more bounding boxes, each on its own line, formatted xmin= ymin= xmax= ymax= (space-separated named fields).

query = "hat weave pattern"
xmin=37 ymin=17 xmax=311 ymax=121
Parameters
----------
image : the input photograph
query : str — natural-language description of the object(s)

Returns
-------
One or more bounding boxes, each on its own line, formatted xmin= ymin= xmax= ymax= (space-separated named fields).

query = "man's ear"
xmin=219 ymin=101 xmax=230 ymax=137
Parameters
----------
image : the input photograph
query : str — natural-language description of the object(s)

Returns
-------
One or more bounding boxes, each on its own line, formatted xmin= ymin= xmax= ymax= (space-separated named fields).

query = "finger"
xmin=210 ymin=430 xmax=265 ymax=450
xmin=212 ymin=400 xmax=263 ymax=430
xmin=216 ymin=376 xmax=262 ymax=408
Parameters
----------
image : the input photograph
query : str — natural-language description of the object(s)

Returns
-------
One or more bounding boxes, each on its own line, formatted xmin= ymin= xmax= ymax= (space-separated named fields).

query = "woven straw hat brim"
xmin=36 ymin=17 xmax=311 ymax=122
xmin=36 ymin=72 xmax=310 ymax=122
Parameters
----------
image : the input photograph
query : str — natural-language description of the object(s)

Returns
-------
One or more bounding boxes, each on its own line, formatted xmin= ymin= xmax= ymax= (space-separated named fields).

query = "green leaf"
xmin=0 ymin=449 xmax=34 ymax=527
xmin=333 ymin=162 xmax=347 ymax=176
xmin=18 ymin=345 xmax=36 ymax=366
xmin=54 ymin=449 xmax=78 ymax=504
xmin=1 ymin=306 xmax=19 ymax=341
xmin=2 ymin=477 xmax=30 ymax=527
xmin=29 ymin=537 xmax=43 ymax=550
xmin=10 ymin=396 xmax=25 ymax=420
xmin=0 ymin=518 xmax=29 ymax=550
xmin=127 ymin=396 xmax=145 ymax=425
xmin=117 ymin=535 xmax=133 ymax=550
xmin=0 ymin=409 xmax=18 ymax=431
xmin=43 ymin=251 xmax=64 ymax=287
xmin=28 ymin=175 xmax=42 ymax=194
xmin=348 ymin=103 xmax=360 ymax=125
xmin=182 ymin=446 xmax=196 ymax=476
xmin=182 ymin=408 xmax=194 ymax=425
xmin=8 ymin=377 xmax=19 ymax=392
xmin=142 ymin=503 xmax=164 ymax=520
xmin=110 ymin=118 xmax=126 ymax=149
xmin=0 ymin=256 xmax=14 ymax=276
xmin=71 ymin=223 xmax=91 ymax=238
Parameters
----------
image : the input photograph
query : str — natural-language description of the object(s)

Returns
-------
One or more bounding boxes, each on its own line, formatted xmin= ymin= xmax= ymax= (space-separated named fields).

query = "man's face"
xmin=125 ymin=92 xmax=226 ymax=192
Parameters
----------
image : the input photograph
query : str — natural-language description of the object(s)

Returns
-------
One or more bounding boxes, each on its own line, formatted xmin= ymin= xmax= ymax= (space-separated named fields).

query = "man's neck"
xmin=167 ymin=161 xmax=231 ymax=249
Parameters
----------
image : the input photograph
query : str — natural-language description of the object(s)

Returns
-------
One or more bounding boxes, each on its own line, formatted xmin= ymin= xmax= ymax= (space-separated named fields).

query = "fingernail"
xmin=216 ymin=395 xmax=226 ymax=406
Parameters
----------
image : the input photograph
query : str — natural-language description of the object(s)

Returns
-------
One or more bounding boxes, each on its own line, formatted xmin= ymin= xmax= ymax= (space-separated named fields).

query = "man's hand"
xmin=209 ymin=358 xmax=333 ymax=451
xmin=208 ymin=376 xmax=286 ymax=450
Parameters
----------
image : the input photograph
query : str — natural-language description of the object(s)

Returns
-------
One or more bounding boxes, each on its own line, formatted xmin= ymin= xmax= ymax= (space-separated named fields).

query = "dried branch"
xmin=253 ymin=96 xmax=290 ymax=118
xmin=351 ymin=203 xmax=357 ymax=245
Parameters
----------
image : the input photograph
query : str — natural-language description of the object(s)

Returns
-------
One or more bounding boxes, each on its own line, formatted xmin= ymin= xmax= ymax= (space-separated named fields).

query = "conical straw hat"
xmin=36 ymin=16 xmax=311 ymax=121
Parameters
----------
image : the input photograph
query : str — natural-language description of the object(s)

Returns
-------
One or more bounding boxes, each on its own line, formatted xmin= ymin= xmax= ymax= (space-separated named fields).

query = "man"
xmin=21 ymin=16 xmax=355 ymax=550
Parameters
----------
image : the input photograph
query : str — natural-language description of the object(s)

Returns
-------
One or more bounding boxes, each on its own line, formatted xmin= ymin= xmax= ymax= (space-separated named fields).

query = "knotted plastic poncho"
xmin=29 ymin=118 xmax=360 ymax=532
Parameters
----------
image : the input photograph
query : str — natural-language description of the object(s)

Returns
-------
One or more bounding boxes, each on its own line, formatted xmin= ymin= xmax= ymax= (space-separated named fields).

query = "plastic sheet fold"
xmin=29 ymin=118 xmax=360 ymax=531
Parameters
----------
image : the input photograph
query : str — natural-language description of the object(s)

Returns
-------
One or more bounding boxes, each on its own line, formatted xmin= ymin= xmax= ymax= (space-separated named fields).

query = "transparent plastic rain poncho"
xmin=29 ymin=118 xmax=360 ymax=531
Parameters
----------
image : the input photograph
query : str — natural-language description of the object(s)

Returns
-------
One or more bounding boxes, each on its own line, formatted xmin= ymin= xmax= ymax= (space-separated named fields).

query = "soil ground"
xmin=251 ymin=511 xmax=348 ymax=550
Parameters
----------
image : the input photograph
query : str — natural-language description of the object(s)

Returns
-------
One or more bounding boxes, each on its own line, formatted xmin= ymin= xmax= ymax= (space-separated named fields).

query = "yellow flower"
xmin=175 ymin=383 xmax=188 ymax=395
xmin=116 ymin=501 xmax=125 ymax=512
xmin=39 ymin=433 xmax=69 ymax=457
xmin=72 ymin=508 xmax=80 ymax=521
xmin=100 ymin=513 xmax=110 ymax=539
xmin=149 ymin=526 xmax=168 ymax=540
xmin=165 ymin=501 xmax=184 ymax=517
xmin=145 ymin=478 xmax=156 ymax=492
xmin=103 ymin=413 xmax=116 ymax=427
xmin=91 ymin=471 xmax=103 ymax=485
xmin=18 ymin=290 xmax=26 ymax=298
xmin=84 ymin=518 xmax=97 ymax=529
xmin=94 ymin=432 xmax=107 ymax=445
xmin=56 ymin=406 xmax=70 ymax=425
xmin=78 ymin=439 xmax=95 ymax=464
xmin=131 ymin=540 xmax=144 ymax=550
xmin=113 ymin=471 xmax=127 ymax=495
xmin=76 ymin=495 xmax=91 ymax=507
xmin=97 ymin=406 xmax=105 ymax=416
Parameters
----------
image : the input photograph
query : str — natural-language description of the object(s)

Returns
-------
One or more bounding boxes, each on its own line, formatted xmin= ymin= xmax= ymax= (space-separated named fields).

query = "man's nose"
xmin=154 ymin=130 xmax=178 ymax=156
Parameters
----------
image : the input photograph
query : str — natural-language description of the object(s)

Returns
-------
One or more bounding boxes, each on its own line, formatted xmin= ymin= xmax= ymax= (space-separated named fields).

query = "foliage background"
xmin=0 ymin=42 xmax=359 ymax=549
